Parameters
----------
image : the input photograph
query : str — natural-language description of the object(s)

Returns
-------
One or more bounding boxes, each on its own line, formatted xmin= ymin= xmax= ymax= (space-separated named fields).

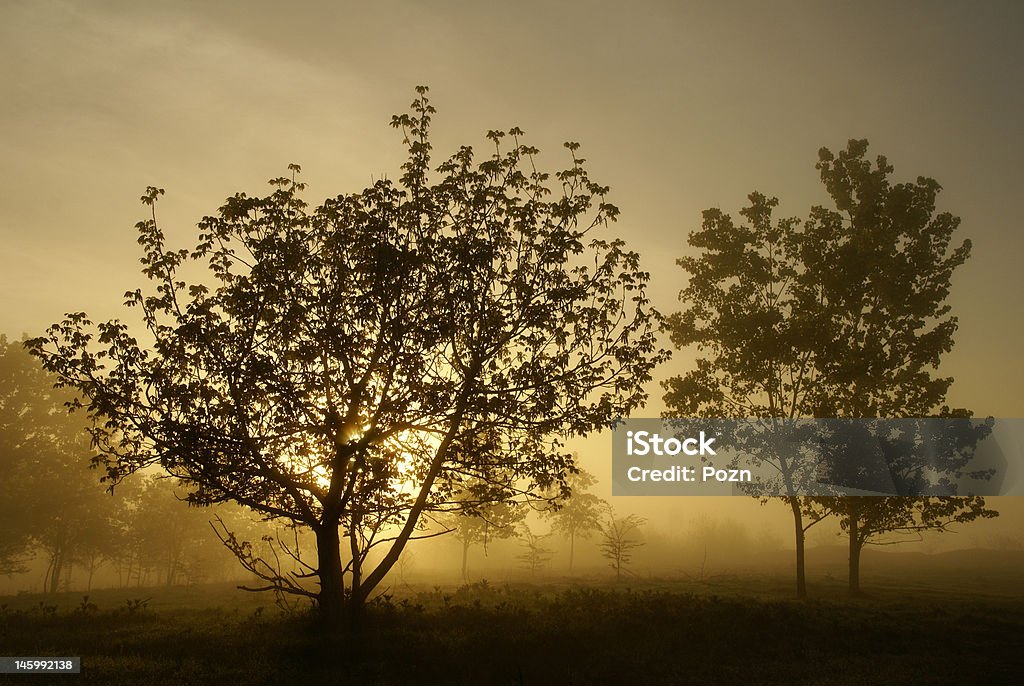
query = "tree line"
xmin=0 ymin=339 xmax=259 ymax=592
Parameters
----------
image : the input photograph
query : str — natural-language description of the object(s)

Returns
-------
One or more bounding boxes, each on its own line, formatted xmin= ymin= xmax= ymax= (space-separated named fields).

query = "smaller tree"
xmin=0 ymin=337 xmax=120 ymax=591
xmin=542 ymin=467 xmax=605 ymax=572
xmin=441 ymin=480 xmax=524 ymax=582
xmin=130 ymin=476 xmax=238 ymax=586
xmin=810 ymin=496 xmax=996 ymax=595
xmin=811 ymin=418 xmax=998 ymax=594
xmin=395 ymin=548 xmax=415 ymax=587
xmin=515 ymin=525 xmax=553 ymax=576
xmin=598 ymin=507 xmax=646 ymax=581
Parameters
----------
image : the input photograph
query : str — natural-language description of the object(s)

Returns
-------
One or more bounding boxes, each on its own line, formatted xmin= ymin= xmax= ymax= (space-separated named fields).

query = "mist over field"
xmin=3 ymin=469 xmax=1022 ymax=596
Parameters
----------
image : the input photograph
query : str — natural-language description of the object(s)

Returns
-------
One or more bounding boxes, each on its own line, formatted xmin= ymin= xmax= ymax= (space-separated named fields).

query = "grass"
xmin=1 ymin=575 xmax=1022 ymax=685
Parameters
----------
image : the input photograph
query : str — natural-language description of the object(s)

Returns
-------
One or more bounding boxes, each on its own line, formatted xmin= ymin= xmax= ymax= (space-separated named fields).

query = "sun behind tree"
xmin=26 ymin=87 xmax=668 ymax=627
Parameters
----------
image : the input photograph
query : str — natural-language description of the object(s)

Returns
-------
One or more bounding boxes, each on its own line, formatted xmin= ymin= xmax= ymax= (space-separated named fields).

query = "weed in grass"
xmin=76 ymin=595 xmax=99 ymax=615
xmin=124 ymin=597 xmax=150 ymax=614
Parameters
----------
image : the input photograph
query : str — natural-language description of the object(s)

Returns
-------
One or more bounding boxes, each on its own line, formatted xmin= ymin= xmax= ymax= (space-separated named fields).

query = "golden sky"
xmin=2 ymin=0 xmax=1022 ymax=422
xmin=2 ymin=0 xmax=1023 ymax=542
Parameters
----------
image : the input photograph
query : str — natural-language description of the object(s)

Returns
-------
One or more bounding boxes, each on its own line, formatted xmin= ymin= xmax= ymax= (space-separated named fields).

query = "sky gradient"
xmin=3 ymin=2 xmax=1023 ymax=536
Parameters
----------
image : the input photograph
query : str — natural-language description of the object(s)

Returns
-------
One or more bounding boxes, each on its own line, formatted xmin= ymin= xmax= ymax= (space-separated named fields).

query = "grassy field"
xmin=2 ymin=568 xmax=1022 ymax=685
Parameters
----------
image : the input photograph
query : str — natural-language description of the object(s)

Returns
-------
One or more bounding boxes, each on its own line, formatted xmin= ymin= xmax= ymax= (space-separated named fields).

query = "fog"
xmin=3 ymin=463 xmax=1021 ymax=598
xmin=2 ymin=0 xmax=1022 ymax=612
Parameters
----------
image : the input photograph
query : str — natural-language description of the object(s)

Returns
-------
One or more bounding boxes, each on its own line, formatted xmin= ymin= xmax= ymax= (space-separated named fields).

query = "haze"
xmin=2 ymin=0 xmax=1023 ymax=576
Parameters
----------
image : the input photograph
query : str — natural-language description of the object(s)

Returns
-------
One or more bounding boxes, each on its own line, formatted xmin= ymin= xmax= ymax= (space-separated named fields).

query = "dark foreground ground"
xmin=2 ymin=569 xmax=1023 ymax=685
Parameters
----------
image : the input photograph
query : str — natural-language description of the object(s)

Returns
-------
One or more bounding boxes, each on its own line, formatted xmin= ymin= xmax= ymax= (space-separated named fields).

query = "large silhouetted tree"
xmin=664 ymin=139 xmax=991 ymax=598
xmin=27 ymin=87 xmax=667 ymax=626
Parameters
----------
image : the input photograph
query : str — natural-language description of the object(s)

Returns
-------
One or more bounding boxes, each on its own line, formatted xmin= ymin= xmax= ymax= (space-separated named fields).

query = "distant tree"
xmin=805 ymin=143 xmax=997 ymax=594
xmin=542 ymin=466 xmax=604 ymax=572
xmin=811 ymin=496 xmax=995 ymax=594
xmin=107 ymin=475 xmax=159 ymax=588
xmin=808 ymin=418 xmax=997 ymax=594
xmin=662 ymin=190 xmax=828 ymax=597
xmin=99 ymin=474 xmax=254 ymax=589
xmin=598 ymin=508 xmax=646 ymax=581
xmin=34 ymin=479 xmax=121 ymax=593
xmin=515 ymin=525 xmax=553 ymax=575
xmin=685 ymin=513 xmax=738 ymax=580
xmin=442 ymin=479 xmax=524 ymax=582
xmin=27 ymin=87 xmax=667 ymax=626
xmin=0 ymin=337 xmax=117 ymax=591
xmin=664 ymin=139 xmax=991 ymax=597
xmin=124 ymin=476 xmax=233 ymax=586
xmin=395 ymin=548 xmax=415 ymax=586
xmin=0 ymin=336 xmax=47 ymax=575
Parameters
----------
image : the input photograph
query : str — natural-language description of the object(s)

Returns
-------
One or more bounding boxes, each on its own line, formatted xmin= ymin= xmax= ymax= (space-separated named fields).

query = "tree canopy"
xmin=664 ymin=139 xmax=993 ymax=597
xmin=27 ymin=87 xmax=668 ymax=624
xmin=0 ymin=336 xmax=119 ymax=586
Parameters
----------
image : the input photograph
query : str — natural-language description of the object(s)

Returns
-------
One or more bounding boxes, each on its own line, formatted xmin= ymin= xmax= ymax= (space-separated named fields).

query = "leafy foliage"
xmin=664 ymin=139 xmax=993 ymax=595
xmin=26 ymin=87 xmax=667 ymax=621
xmin=0 ymin=337 xmax=118 ymax=587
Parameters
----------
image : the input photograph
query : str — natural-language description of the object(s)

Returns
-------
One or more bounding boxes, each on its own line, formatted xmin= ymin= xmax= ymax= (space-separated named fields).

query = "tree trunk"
xmin=848 ymin=502 xmax=862 ymax=596
xmin=348 ymin=525 xmax=363 ymax=630
xmin=789 ymin=497 xmax=807 ymax=598
xmin=352 ymin=382 xmax=478 ymax=603
xmin=42 ymin=556 xmax=54 ymax=594
xmin=48 ymin=550 xmax=64 ymax=594
xmin=568 ymin=531 xmax=575 ymax=573
xmin=316 ymin=525 xmax=344 ymax=628
xmin=461 ymin=537 xmax=470 ymax=582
